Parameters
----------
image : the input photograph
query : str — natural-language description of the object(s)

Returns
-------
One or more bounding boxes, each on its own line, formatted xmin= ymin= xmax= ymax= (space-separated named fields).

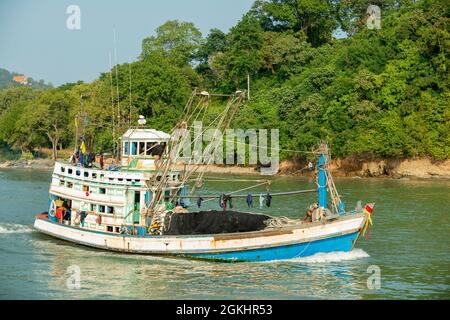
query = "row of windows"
xmin=60 ymin=166 xmax=142 ymax=184
xmin=89 ymin=203 xmax=117 ymax=215
xmin=58 ymin=179 xmax=124 ymax=196
xmin=107 ymin=226 xmax=121 ymax=233
xmin=123 ymin=141 xmax=166 ymax=156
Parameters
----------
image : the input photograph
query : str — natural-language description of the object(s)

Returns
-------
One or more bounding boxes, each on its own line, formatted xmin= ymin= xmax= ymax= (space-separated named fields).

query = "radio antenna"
xmin=113 ymin=27 xmax=121 ymax=158
xmin=109 ymin=52 xmax=116 ymax=158
xmin=128 ymin=56 xmax=132 ymax=128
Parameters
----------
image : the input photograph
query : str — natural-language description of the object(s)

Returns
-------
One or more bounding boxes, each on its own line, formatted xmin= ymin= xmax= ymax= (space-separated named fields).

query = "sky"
xmin=0 ymin=0 xmax=254 ymax=86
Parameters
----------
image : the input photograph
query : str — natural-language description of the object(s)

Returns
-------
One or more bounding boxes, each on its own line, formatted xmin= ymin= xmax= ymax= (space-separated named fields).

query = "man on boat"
xmin=304 ymin=203 xmax=318 ymax=223
xmin=99 ymin=153 xmax=104 ymax=170
xmin=80 ymin=201 xmax=88 ymax=227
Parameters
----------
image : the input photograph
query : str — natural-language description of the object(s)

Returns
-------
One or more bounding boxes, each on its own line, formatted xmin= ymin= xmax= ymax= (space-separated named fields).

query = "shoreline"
xmin=1 ymin=157 xmax=449 ymax=179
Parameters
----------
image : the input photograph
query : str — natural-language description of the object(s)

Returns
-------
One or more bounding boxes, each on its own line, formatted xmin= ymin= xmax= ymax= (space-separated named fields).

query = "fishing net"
xmin=163 ymin=210 xmax=272 ymax=235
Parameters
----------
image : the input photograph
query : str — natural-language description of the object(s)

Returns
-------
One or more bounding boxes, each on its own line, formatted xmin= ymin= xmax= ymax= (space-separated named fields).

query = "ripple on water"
xmin=0 ymin=223 xmax=33 ymax=234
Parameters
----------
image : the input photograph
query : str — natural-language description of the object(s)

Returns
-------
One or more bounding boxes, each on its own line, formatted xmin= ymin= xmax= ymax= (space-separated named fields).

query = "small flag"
xmin=362 ymin=203 xmax=375 ymax=240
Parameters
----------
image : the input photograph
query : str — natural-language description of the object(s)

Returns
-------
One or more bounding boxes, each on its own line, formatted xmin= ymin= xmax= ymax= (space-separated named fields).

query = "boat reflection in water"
xmin=32 ymin=231 xmax=371 ymax=299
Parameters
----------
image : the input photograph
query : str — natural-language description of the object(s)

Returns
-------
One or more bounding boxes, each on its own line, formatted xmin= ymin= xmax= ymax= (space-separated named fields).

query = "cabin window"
xmin=90 ymin=204 xmax=97 ymax=212
xmin=92 ymin=173 xmax=97 ymax=179
xmin=107 ymin=226 xmax=113 ymax=232
xmin=131 ymin=142 xmax=138 ymax=155
xmin=68 ymin=168 xmax=73 ymax=174
xmin=124 ymin=141 xmax=130 ymax=156
xmin=139 ymin=142 xmax=145 ymax=155
xmin=107 ymin=206 xmax=114 ymax=215
xmin=99 ymin=188 xmax=106 ymax=195
xmin=145 ymin=142 xmax=154 ymax=156
xmin=59 ymin=179 xmax=65 ymax=186
xmin=118 ymin=178 xmax=123 ymax=182
xmin=84 ymin=171 xmax=89 ymax=178
xmin=83 ymin=185 xmax=90 ymax=192
xmin=115 ymin=227 xmax=120 ymax=233
xmin=76 ymin=170 xmax=81 ymax=176
xmin=98 ymin=205 xmax=105 ymax=213
xmin=67 ymin=182 xmax=73 ymax=189
xmin=61 ymin=167 xmax=65 ymax=173
xmin=99 ymin=174 xmax=104 ymax=180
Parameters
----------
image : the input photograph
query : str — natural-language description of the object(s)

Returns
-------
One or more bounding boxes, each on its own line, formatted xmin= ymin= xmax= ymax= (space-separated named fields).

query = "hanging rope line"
xmin=173 ymin=188 xmax=316 ymax=200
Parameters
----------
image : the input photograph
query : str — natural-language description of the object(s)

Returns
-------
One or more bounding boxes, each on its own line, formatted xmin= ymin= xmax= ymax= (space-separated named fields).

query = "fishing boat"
xmin=34 ymin=90 xmax=374 ymax=262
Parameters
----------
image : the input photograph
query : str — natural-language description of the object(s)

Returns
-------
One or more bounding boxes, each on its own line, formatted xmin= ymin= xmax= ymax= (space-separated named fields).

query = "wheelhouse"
xmin=120 ymin=128 xmax=170 ymax=170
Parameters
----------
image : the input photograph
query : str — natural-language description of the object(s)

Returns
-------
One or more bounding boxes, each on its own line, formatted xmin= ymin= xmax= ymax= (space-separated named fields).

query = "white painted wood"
xmin=34 ymin=214 xmax=365 ymax=255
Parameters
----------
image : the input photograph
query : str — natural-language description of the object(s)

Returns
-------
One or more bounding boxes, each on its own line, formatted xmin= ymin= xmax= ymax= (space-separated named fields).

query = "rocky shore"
xmin=1 ymin=157 xmax=449 ymax=179
xmin=0 ymin=159 xmax=55 ymax=170
xmin=278 ymin=157 xmax=450 ymax=179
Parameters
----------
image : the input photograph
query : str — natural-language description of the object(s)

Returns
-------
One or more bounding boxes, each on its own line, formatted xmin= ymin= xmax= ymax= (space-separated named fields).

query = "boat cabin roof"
xmin=122 ymin=129 xmax=171 ymax=142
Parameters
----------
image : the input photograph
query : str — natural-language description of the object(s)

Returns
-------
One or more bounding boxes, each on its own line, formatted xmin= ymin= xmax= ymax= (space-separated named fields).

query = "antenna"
xmin=109 ymin=52 xmax=116 ymax=158
xmin=113 ymin=27 xmax=121 ymax=158
xmin=128 ymin=56 xmax=132 ymax=128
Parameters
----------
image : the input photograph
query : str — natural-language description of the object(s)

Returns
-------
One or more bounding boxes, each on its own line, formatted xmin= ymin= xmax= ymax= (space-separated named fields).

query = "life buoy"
xmin=49 ymin=200 xmax=57 ymax=217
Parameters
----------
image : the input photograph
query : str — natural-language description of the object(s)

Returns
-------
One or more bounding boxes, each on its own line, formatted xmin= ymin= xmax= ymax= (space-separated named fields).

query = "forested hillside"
xmin=0 ymin=0 xmax=448 ymax=162
xmin=0 ymin=68 xmax=50 ymax=90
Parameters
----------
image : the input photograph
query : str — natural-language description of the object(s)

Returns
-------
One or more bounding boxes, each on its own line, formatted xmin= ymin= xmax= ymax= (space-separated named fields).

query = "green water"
xmin=0 ymin=169 xmax=448 ymax=299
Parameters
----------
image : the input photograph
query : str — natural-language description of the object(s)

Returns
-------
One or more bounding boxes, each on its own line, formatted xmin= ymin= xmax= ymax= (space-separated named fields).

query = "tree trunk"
xmin=47 ymin=134 xmax=58 ymax=161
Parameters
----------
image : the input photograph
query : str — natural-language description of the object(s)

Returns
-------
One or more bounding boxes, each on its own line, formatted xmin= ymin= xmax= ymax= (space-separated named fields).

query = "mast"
xmin=317 ymin=143 xmax=346 ymax=214
xmin=317 ymin=147 xmax=328 ymax=209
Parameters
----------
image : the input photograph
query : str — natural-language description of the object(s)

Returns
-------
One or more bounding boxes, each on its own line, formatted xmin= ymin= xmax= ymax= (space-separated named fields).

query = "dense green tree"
xmin=260 ymin=0 xmax=338 ymax=46
xmin=210 ymin=15 xmax=264 ymax=90
xmin=141 ymin=20 xmax=203 ymax=66
xmin=0 ymin=0 xmax=447 ymax=163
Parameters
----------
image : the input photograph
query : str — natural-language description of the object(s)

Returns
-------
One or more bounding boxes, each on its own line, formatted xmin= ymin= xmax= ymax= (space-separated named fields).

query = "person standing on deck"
xmin=80 ymin=141 xmax=87 ymax=167
xmin=99 ymin=154 xmax=104 ymax=170
xmin=246 ymin=194 xmax=253 ymax=208
xmin=80 ymin=201 xmax=88 ymax=227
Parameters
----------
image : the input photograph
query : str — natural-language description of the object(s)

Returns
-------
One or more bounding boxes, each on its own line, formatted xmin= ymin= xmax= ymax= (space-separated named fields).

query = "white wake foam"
xmin=290 ymin=249 xmax=370 ymax=263
xmin=0 ymin=223 xmax=33 ymax=234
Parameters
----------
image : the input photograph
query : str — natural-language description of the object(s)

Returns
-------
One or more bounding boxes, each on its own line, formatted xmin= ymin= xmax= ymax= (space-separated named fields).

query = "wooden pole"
xmin=247 ymin=73 xmax=250 ymax=100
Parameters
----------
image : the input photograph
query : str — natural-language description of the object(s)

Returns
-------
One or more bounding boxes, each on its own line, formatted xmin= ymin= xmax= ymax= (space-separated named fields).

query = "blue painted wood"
xmin=180 ymin=232 xmax=359 ymax=262
xmin=317 ymin=153 xmax=327 ymax=209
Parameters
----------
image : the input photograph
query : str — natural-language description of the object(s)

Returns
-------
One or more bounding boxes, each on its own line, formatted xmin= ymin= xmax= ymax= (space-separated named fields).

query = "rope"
xmin=173 ymin=189 xmax=316 ymax=199
xmin=264 ymin=216 xmax=303 ymax=229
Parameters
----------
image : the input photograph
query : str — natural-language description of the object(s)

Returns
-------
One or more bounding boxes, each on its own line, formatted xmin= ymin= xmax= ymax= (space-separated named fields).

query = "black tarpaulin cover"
xmin=164 ymin=210 xmax=272 ymax=235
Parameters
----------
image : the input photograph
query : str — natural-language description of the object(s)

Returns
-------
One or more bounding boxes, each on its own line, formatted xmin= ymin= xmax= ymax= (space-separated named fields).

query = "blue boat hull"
xmin=179 ymin=231 xmax=360 ymax=262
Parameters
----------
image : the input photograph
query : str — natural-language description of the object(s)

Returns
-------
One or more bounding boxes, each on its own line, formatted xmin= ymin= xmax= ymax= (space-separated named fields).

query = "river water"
xmin=0 ymin=169 xmax=448 ymax=299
